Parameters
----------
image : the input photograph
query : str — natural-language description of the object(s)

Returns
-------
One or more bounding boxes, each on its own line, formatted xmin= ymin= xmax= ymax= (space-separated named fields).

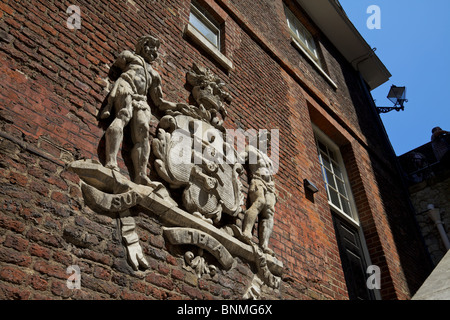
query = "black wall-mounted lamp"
xmin=304 ymin=179 xmax=319 ymax=194
xmin=376 ymin=85 xmax=408 ymax=114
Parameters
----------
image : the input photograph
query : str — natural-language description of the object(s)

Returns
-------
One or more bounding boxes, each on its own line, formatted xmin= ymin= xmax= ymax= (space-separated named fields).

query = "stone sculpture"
xmin=241 ymin=132 xmax=276 ymax=256
xmin=152 ymin=63 xmax=243 ymax=225
xmin=68 ymin=35 xmax=283 ymax=299
xmin=100 ymin=35 xmax=181 ymax=186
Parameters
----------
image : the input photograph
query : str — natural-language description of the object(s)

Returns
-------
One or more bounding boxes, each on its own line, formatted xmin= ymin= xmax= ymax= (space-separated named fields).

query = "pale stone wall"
xmin=409 ymin=177 xmax=450 ymax=266
xmin=412 ymin=250 xmax=450 ymax=300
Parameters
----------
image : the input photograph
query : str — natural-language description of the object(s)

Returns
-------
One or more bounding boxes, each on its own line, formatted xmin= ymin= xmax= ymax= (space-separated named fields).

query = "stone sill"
xmin=184 ymin=23 xmax=233 ymax=71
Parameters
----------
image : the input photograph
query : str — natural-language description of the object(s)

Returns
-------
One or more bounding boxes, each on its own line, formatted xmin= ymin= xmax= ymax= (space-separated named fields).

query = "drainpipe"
xmin=427 ymin=204 xmax=450 ymax=251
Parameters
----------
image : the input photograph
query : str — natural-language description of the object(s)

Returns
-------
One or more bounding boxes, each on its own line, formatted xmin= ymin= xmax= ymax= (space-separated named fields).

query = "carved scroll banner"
xmin=68 ymin=159 xmax=178 ymax=214
xmin=69 ymin=159 xmax=179 ymax=271
xmin=163 ymin=227 xmax=236 ymax=270
xmin=68 ymin=159 xmax=283 ymax=278
xmin=80 ymin=182 xmax=144 ymax=213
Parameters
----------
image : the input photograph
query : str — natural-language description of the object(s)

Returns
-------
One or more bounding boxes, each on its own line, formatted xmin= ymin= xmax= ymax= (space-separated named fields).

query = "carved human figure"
xmin=101 ymin=35 xmax=179 ymax=185
xmin=241 ymin=133 xmax=276 ymax=256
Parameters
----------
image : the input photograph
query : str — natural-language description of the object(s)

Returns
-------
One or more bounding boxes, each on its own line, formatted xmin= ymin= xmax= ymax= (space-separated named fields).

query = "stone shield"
xmin=153 ymin=114 xmax=243 ymax=223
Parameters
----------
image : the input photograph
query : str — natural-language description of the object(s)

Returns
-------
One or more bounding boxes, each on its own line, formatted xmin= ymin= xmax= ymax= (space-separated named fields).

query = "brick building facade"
xmin=0 ymin=0 xmax=432 ymax=300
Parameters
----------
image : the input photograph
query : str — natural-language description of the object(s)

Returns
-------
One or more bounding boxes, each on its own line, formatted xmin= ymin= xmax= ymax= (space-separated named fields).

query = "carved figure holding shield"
xmin=241 ymin=132 xmax=276 ymax=256
xmin=101 ymin=35 xmax=180 ymax=185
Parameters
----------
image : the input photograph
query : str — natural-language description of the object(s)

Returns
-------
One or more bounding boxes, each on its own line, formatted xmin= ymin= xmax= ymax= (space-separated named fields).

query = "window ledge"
xmin=290 ymin=37 xmax=338 ymax=90
xmin=184 ymin=23 xmax=233 ymax=71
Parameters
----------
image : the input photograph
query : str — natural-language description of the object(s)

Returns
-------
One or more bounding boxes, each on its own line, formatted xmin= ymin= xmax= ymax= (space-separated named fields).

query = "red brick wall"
xmin=0 ymin=0 xmax=430 ymax=300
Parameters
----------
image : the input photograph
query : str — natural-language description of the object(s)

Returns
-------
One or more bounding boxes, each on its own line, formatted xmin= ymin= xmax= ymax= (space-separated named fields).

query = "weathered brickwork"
xmin=0 ymin=0 xmax=431 ymax=300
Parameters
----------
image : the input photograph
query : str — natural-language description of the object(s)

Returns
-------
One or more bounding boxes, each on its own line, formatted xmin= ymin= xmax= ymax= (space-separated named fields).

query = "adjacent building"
xmin=398 ymin=131 xmax=450 ymax=266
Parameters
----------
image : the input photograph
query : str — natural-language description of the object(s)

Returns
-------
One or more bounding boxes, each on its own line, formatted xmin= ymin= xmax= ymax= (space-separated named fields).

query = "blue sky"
xmin=339 ymin=0 xmax=450 ymax=156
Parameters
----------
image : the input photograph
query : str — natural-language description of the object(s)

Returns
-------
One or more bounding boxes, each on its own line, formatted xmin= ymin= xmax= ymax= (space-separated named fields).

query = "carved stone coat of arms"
xmin=68 ymin=35 xmax=283 ymax=299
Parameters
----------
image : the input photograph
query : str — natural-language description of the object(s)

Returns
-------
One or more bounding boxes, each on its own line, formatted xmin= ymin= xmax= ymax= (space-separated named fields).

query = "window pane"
xmin=305 ymin=32 xmax=312 ymax=49
xmin=328 ymin=149 xmax=337 ymax=161
xmin=333 ymin=161 xmax=343 ymax=179
xmin=315 ymin=133 xmax=357 ymax=221
xmin=284 ymin=5 xmax=318 ymax=61
xmin=287 ymin=21 xmax=295 ymax=34
xmin=286 ymin=19 xmax=292 ymax=32
xmin=189 ymin=12 xmax=219 ymax=47
xmin=318 ymin=141 xmax=327 ymax=154
xmin=320 ymin=165 xmax=327 ymax=182
xmin=336 ymin=177 xmax=347 ymax=196
xmin=321 ymin=153 xmax=332 ymax=170
xmin=340 ymin=196 xmax=352 ymax=216
xmin=329 ymin=187 xmax=340 ymax=208
xmin=297 ymin=24 xmax=306 ymax=42
xmin=325 ymin=169 xmax=336 ymax=189
xmin=306 ymin=32 xmax=317 ymax=53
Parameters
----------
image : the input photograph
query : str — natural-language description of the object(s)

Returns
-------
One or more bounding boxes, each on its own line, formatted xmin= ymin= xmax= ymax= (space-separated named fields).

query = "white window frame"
xmin=189 ymin=2 xmax=221 ymax=49
xmin=284 ymin=5 xmax=337 ymax=89
xmin=185 ymin=1 xmax=233 ymax=70
xmin=313 ymin=126 xmax=359 ymax=226
xmin=313 ymin=125 xmax=381 ymax=300
xmin=284 ymin=5 xmax=319 ymax=64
